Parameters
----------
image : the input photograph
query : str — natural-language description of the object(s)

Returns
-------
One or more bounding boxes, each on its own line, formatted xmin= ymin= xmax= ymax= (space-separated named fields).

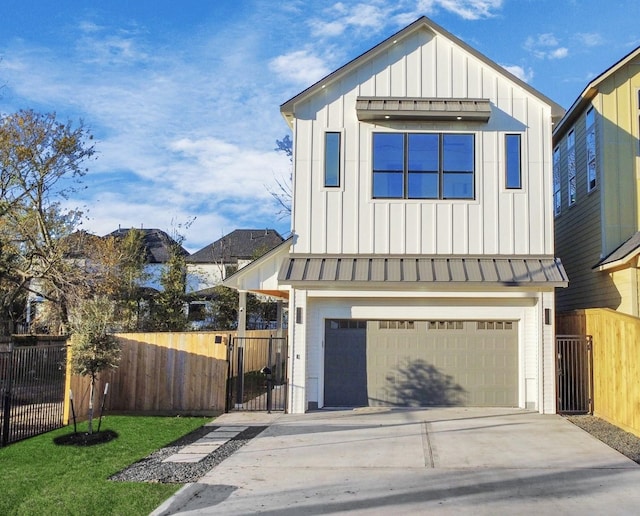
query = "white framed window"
xmin=553 ymin=146 xmax=561 ymax=216
xmin=567 ymin=130 xmax=576 ymax=206
xmin=324 ymin=132 xmax=341 ymax=187
xmin=505 ymin=134 xmax=522 ymax=189
xmin=586 ymin=107 xmax=597 ymax=192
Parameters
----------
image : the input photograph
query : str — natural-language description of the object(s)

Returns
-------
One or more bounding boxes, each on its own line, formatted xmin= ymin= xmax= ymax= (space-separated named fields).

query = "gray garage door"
xmin=324 ymin=320 xmax=518 ymax=407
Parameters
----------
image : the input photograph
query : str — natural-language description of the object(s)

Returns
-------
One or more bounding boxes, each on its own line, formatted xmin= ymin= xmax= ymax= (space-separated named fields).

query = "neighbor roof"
xmin=278 ymin=255 xmax=568 ymax=288
xmin=554 ymin=45 xmax=640 ymax=137
xmin=280 ymin=16 xmax=564 ymax=126
xmin=108 ymin=228 xmax=189 ymax=263
xmin=187 ymin=229 xmax=284 ymax=264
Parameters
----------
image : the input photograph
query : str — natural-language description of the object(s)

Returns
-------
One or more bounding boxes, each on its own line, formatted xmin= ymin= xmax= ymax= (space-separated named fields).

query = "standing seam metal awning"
xmin=356 ymin=97 xmax=492 ymax=122
xmin=278 ymin=256 xmax=568 ymax=287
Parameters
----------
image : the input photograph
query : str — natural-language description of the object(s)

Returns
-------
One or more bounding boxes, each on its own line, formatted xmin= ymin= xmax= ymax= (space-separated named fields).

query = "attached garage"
xmin=324 ymin=319 xmax=518 ymax=408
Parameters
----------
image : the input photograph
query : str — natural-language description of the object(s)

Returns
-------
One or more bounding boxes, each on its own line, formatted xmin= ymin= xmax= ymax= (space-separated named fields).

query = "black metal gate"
xmin=227 ymin=336 xmax=287 ymax=412
xmin=556 ymin=335 xmax=593 ymax=414
xmin=0 ymin=343 xmax=68 ymax=446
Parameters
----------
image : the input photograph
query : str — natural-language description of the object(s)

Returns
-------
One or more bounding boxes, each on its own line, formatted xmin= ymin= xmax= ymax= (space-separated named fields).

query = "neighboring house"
xmin=554 ymin=45 xmax=640 ymax=316
xmin=225 ymin=17 xmax=567 ymax=414
xmin=108 ymin=227 xmax=189 ymax=291
xmin=186 ymin=229 xmax=284 ymax=292
xmin=186 ymin=229 xmax=284 ymax=327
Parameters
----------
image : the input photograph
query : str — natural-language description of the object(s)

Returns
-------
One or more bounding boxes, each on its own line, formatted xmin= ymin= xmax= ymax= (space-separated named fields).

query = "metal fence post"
xmin=1 ymin=344 xmax=14 ymax=447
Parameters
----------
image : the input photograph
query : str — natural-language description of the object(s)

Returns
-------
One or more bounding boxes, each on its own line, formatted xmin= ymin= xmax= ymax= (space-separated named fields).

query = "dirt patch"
xmin=54 ymin=430 xmax=119 ymax=446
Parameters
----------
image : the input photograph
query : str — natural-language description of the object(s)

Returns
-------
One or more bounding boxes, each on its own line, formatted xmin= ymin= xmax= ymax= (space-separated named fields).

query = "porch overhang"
xmin=594 ymin=231 xmax=640 ymax=272
xmin=222 ymin=237 xmax=292 ymax=299
xmin=356 ymin=97 xmax=491 ymax=122
xmin=278 ymin=255 xmax=568 ymax=290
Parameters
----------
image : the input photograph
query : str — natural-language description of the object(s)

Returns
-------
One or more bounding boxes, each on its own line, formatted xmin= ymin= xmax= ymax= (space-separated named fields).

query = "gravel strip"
xmin=566 ymin=415 xmax=640 ymax=464
xmin=109 ymin=426 xmax=267 ymax=484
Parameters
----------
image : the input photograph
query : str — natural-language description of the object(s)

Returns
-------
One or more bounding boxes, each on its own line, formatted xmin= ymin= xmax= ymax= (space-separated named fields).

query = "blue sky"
xmin=1 ymin=0 xmax=639 ymax=252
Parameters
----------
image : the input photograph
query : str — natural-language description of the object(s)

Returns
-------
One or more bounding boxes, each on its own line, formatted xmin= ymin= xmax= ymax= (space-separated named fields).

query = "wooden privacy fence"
xmin=557 ymin=309 xmax=640 ymax=438
xmin=67 ymin=330 xmax=276 ymax=421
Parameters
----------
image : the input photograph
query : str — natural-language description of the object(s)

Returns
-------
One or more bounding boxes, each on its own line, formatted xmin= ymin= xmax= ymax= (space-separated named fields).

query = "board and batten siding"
xmin=290 ymin=27 xmax=554 ymax=256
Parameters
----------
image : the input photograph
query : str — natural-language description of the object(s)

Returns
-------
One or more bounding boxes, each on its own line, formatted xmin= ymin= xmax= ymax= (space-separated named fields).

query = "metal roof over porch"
xmin=278 ymin=255 xmax=568 ymax=288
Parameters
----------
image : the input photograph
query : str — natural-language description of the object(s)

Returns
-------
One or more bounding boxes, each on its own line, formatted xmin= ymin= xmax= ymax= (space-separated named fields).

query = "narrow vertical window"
xmin=567 ymin=130 xmax=576 ymax=206
xmin=553 ymin=147 xmax=561 ymax=216
xmin=505 ymin=134 xmax=522 ymax=189
xmin=586 ymin=107 xmax=597 ymax=192
xmin=324 ymin=132 xmax=341 ymax=187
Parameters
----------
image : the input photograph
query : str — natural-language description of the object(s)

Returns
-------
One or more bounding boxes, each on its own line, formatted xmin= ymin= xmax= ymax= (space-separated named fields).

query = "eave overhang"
xmin=222 ymin=237 xmax=293 ymax=299
xmin=594 ymin=231 xmax=640 ymax=272
xmin=554 ymin=45 xmax=640 ymax=140
xmin=356 ymin=97 xmax=491 ymax=122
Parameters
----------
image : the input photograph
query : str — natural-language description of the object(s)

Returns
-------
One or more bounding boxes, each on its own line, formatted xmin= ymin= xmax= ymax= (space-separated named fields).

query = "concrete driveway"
xmin=152 ymin=408 xmax=640 ymax=515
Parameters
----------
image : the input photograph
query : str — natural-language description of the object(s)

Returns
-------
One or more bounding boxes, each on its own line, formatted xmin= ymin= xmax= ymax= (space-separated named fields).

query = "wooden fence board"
xmin=66 ymin=330 xmax=275 ymax=422
xmin=557 ymin=309 xmax=640 ymax=438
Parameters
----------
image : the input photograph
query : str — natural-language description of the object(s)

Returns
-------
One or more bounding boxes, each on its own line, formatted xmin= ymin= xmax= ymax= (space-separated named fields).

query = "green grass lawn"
xmin=0 ymin=415 xmax=212 ymax=516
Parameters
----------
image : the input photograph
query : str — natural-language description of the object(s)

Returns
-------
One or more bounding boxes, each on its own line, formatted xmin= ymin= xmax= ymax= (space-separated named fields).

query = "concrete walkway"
xmin=152 ymin=408 xmax=640 ymax=515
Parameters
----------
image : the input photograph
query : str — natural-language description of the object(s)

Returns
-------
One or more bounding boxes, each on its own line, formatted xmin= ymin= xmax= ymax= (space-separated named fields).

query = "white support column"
xmin=238 ymin=290 xmax=247 ymax=338
xmin=288 ymin=288 xmax=308 ymax=414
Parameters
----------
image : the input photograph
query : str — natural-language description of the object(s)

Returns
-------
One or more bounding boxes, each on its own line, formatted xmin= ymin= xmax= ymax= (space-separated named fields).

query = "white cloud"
xmin=575 ymin=32 xmax=603 ymax=47
xmin=501 ymin=64 xmax=534 ymax=83
xmin=417 ymin=0 xmax=503 ymax=20
xmin=524 ymin=33 xmax=568 ymax=60
xmin=269 ymin=50 xmax=331 ymax=86
xmin=549 ymin=47 xmax=569 ymax=59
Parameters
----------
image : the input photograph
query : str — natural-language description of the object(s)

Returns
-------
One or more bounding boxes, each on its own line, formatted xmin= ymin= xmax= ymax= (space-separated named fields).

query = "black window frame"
xmin=324 ymin=132 xmax=341 ymax=188
xmin=372 ymin=132 xmax=475 ymax=200
xmin=505 ymin=134 xmax=522 ymax=189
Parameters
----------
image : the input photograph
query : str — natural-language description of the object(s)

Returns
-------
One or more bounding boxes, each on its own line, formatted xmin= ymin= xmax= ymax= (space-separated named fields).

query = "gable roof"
xmin=108 ymin=228 xmax=189 ymax=264
xmin=187 ymin=229 xmax=284 ymax=264
xmin=554 ymin=45 xmax=640 ymax=137
xmin=281 ymin=16 xmax=564 ymax=125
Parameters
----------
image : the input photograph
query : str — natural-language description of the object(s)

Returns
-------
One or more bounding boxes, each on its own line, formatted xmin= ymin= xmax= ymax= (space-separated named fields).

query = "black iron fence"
xmin=227 ymin=336 xmax=287 ymax=412
xmin=556 ymin=335 xmax=593 ymax=414
xmin=0 ymin=342 xmax=68 ymax=446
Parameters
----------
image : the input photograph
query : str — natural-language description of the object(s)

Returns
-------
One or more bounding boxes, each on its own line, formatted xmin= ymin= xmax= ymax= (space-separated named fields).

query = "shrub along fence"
xmin=557 ymin=308 xmax=640 ymax=438
xmin=67 ymin=330 xmax=275 ymax=421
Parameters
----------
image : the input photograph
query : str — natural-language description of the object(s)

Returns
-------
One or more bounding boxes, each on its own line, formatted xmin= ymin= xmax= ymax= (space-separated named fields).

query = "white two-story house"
xmin=225 ymin=16 xmax=567 ymax=414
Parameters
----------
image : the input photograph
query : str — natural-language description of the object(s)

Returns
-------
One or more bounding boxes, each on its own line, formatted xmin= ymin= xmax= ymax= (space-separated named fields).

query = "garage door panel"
xmin=325 ymin=319 xmax=518 ymax=408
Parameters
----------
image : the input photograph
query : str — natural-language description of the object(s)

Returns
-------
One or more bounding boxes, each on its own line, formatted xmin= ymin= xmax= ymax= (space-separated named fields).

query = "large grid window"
xmin=586 ymin=107 xmax=596 ymax=192
xmin=553 ymin=146 xmax=561 ymax=216
xmin=567 ymin=130 xmax=576 ymax=206
xmin=373 ymin=133 xmax=474 ymax=199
